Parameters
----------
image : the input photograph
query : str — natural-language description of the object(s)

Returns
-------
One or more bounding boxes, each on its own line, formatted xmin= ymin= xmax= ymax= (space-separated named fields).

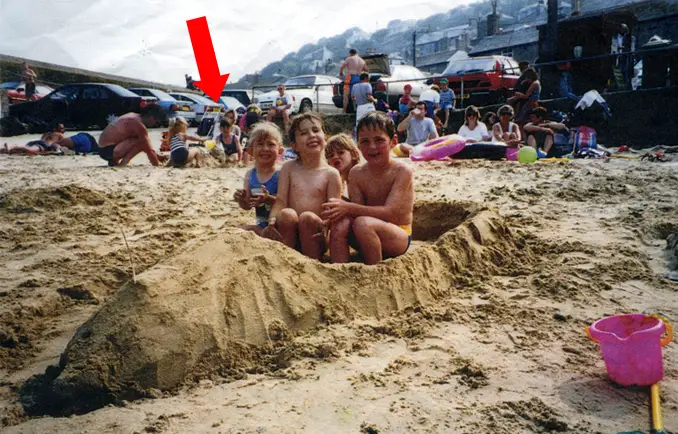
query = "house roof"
xmin=416 ymin=24 xmax=472 ymax=45
xmin=416 ymin=50 xmax=460 ymax=67
xmin=470 ymin=26 xmax=540 ymax=54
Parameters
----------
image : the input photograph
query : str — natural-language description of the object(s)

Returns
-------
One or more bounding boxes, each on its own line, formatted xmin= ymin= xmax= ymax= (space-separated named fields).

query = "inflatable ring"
xmin=411 ymin=134 xmax=466 ymax=161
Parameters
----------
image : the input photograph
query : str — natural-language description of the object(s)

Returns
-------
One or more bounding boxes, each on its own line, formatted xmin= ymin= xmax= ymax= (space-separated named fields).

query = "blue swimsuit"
xmin=248 ymin=168 xmax=280 ymax=228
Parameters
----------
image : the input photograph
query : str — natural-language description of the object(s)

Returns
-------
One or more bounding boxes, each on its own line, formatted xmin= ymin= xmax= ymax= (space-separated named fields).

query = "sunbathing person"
xmin=2 ymin=124 xmax=65 ymax=154
xmin=97 ymin=104 xmax=168 ymax=166
xmin=57 ymin=132 xmax=100 ymax=154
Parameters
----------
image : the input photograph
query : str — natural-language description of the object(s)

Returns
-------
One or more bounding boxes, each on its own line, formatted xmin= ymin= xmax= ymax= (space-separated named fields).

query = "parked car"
xmin=218 ymin=96 xmax=246 ymax=114
xmin=169 ymin=92 xmax=223 ymax=124
xmin=9 ymin=83 xmax=145 ymax=129
xmin=332 ymin=54 xmax=430 ymax=111
xmin=255 ymin=75 xmax=342 ymax=114
xmin=1 ymin=81 xmax=54 ymax=104
xmin=429 ymin=55 xmax=521 ymax=106
xmin=221 ymin=89 xmax=254 ymax=107
xmin=129 ymin=87 xmax=196 ymax=125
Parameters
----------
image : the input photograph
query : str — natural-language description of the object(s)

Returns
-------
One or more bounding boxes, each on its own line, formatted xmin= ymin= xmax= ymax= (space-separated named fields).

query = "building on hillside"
xmin=414 ymin=23 xmax=478 ymax=73
xmin=468 ymin=0 xmax=678 ymax=66
xmin=301 ymin=47 xmax=334 ymax=75
xmin=470 ymin=25 xmax=541 ymax=63
xmin=516 ymin=1 xmax=572 ymax=22
xmin=389 ymin=53 xmax=408 ymax=65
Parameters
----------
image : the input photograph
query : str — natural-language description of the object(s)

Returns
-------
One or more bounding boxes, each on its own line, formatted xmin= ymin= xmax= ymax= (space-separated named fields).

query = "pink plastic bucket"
xmin=586 ymin=314 xmax=672 ymax=386
xmin=506 ymin=147 xmax=519 ymax=161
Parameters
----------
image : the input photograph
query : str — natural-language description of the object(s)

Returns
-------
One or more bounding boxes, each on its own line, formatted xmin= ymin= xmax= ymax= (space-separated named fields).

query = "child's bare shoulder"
xmin=280 ymin=159 xmax=299 ymax=173
xmin=392 ymin=160 xmax=414 ymax=178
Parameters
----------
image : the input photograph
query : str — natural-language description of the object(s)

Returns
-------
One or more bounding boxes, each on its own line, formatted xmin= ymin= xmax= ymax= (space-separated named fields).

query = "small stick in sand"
xmin=120 ymin=227 xmax=137 ymax=283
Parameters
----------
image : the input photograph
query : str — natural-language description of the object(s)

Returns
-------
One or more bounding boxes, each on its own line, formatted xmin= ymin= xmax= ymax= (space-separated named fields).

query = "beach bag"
xmin=197 ymin=117 xmax=215 ymax=136
xmin=570 ymin=126 xmax=597 ymax=152
xmin=550 ymin=131 xmax=572 ymax=157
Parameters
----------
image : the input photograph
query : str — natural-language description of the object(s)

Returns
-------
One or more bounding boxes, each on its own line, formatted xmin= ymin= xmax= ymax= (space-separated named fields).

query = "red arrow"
xmin=186 ymin=16 xmax=229 ymax=102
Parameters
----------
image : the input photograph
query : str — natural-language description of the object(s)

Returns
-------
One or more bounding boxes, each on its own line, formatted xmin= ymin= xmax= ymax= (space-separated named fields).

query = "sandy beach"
xmin=1 ymin=128 xmax=677 ymax=433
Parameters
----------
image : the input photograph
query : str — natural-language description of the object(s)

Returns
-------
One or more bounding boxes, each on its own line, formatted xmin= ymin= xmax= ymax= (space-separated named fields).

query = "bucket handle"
xmin=648 ymin=314 xmax=673 ymax=347
xmin=586 ymin=316 xmax=673 ymax=346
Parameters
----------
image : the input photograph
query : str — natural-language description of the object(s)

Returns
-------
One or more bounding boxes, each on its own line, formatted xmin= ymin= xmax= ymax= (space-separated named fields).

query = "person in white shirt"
xmin=457 ymin=105 xmax=491 ymax=143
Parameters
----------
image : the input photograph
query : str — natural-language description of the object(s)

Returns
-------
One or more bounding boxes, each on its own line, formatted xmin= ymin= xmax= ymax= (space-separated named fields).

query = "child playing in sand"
xmin=325 ymin=134 xmax=360 ymax=198
xmin=234 ymin=122 xmax=282 ymax=235
xmin=264 ymin=112 xmax=342 ymax=260
xmin=323 ymin=111 xmax=414 ymax=265
xmin=213 ymin=118 xmax=242 ymax=164
xmin=168 ymin=117 xmax=206 ymax=168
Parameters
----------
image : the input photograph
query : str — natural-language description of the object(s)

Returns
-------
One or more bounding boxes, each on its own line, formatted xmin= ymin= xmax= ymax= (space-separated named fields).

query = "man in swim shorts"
xmin=339 ymin=48 xmax=369 ymax=113
xmin=97 ymin=104 xmax=167 ymax=166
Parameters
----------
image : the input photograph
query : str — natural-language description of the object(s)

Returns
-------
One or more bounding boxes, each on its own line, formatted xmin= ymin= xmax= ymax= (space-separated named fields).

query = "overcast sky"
xmin=0 ymin=0 xmax=474 ymax=86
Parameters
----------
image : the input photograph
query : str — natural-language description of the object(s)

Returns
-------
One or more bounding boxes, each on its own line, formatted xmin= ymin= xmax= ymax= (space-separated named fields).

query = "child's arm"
xmin=234 ymin=170 xmax=252 ymax=210
xmin=266 ymin=163 xmax=291 ymax=226
xmin=185 ymin=134 xmax=205 ymax=142
xmin=323 ymin=165 xmax=413 ymax=224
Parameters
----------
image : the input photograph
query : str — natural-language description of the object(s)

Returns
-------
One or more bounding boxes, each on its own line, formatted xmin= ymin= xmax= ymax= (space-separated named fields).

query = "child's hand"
xmin=261 ymin=220 xmax=283 ymax=242
xmin=248 ymin=185 xmax=271 ymax=208
xmin=234 ymin=189 xmax=250 ymax=208
xmin=321 ymin=198 xmax=351 ymax=222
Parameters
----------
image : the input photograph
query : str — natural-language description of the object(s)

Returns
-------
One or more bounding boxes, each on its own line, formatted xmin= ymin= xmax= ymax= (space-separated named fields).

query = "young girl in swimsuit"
xmin=213 ymin=118 xmax=242 ymax=164
xmin=168 ymin=117 xmax=206 ymax=168
xmin=233 ymin=122 xmax=282 ymax=235
xmin=325 ymin=134 xmax=360 ymax=200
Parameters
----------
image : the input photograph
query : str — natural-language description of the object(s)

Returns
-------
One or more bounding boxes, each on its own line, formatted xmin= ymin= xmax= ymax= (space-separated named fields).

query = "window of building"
xmin=501 ymin=49 xmax=514 ymax=58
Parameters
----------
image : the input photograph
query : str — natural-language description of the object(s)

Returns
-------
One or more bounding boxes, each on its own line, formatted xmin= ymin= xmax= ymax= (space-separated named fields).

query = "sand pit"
xmin=21 ymin=200 xmax=524 ymax=415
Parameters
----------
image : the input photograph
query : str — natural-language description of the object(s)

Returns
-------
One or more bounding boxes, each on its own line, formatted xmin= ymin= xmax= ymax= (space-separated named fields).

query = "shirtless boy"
xmin=323 ymin=111 xmax=415 ymax=265
xmin=97 ymin=104 xmax=167 ymax=166
xmin=265 ymin=112 xmax=342 ymax=260
xmin=339 ymin=48 xmax=369 ymax=113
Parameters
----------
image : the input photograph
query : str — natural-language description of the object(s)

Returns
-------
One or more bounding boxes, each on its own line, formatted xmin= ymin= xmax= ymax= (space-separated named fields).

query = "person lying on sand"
xmin=2 ymin=124 xmax=65 ymax=155
xmin=97 ymin=104 xmax=168 ymax=167
xmin=234 ymin=122 xmax=282 ymax=235
xmin=323 ymin=111 xmax=415 ymax=265
xmin=57 ymin=132 xmax=100 ymax=154
xmin=263 ymin=112 xmax=342 ymax=260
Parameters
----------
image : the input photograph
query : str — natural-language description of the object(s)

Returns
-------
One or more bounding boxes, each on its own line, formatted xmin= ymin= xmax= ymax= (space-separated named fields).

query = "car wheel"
xmin=299 ymin=99 xmax=312 ymax=113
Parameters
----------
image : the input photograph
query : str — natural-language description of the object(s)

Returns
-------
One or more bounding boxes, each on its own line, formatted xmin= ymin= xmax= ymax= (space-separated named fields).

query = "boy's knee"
xmin=352 ymin=216 xmax=374 ymax=235
xmin=278 ymin=208 xmax=298 ymax=225
xmin=298 ymin=211 xmax=321 ymax=227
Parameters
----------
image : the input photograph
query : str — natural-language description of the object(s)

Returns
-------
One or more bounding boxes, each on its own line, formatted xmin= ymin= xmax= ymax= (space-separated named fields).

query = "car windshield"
xmin=1 ymin=82 xmax=21 ymax=89
xmin=220 ymin=96 xmax=243 ymax=109
xmin=284 ymin=77 xmax=315 ymax=87
xmin=149 ymin=89 xmax=175 ymax=100
xmin=187 ymin=94 xmax=215 ymax=105
xmin=443 ymin=58 xmax=496 ymax=76
xmin=106 ymin=84 xmax=140 ymax=97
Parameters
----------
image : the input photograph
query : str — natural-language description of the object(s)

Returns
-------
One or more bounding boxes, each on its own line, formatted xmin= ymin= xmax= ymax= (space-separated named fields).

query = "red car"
xmin=1 ymin=81 xmax=54 ymax=104
xmin=430 ymin=56 xmax=520 ymax=106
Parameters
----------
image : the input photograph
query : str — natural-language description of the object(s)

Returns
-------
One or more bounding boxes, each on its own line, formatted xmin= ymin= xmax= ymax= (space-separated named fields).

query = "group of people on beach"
xmin=234 ymin=111 xmax=413 ymax=265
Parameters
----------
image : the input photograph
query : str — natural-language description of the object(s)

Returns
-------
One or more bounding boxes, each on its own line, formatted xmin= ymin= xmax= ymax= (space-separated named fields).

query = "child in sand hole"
xmin=234 ymin=122 xmax=283 ymax=235
xmin=325 ymin=133 xmax=360 ymax=200
xmin=323 ymin=111 xmax=415 ymax=265
xmin=263 ymin=112 xmax=342 ymax=260
xmin=212 ymin=118 xmax=242 ymax=164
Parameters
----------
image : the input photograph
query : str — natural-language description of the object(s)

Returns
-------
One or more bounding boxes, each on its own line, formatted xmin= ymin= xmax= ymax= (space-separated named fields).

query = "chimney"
xmin=486 ymin=0 xmax=500 ymax=36
xmin=486 ymin=13 xmax=500 ymax=36
xmin=572 ymin=0 xmax=581 ymax=15
xmin=477 ymin=17 xmax=487 ymax=38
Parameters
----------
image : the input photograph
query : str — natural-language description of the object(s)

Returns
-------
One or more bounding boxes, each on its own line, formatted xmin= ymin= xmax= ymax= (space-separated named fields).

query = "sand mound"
xmin=0 ymin=185 xmax=106 ymax=212
xmin=22 ymin=200 xmax=523 ymax=415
